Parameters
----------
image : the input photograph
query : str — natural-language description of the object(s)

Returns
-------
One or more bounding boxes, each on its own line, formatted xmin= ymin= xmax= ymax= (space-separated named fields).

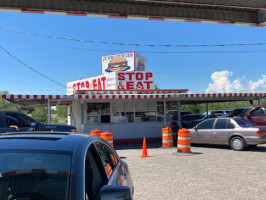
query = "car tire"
xmin=230 ymin=137 xmax=245 ymax=151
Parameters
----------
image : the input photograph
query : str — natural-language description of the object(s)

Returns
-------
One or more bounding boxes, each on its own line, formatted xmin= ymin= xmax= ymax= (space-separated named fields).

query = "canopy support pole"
xmin=48 ymin=99 xmax=51 ymax=124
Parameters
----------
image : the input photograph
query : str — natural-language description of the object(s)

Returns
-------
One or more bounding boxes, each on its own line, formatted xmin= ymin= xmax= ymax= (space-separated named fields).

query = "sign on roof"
xmin=101 ymin=52 xmax=147 ymax=74
xmin=67 ymin=71 xmax=154 ymax=95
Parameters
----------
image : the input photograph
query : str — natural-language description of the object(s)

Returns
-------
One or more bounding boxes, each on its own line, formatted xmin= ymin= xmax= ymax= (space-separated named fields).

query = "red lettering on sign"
xmin=146 ymin=72 xmax=152 ymax=80
xmin=86 ymin=81 xmax=89 ymax=88
xmin=126 ymin=81 xmax=134 ymax=90
xmin=76 ymin=82 xmax=81 ymax=90
xmin=136 ymin=82 xmax=144 ymax=89
xmin=81 ymin=82 xmax=85 ymax=88
xmin=126 ymin=72 xmax=134 ymax=80
xmin=118 ymin=73 xmax=125 ymax=80
xmin=136 ymin=73 xmax=143 ymax=80
xmin=98 ymin=78 xmax=102 ymax=90
xmin=92 ymin=79 xmax=97 ymax=90
xmin=101 ymin=77 xmax=106 ymax=90
xmin=144 ymin=81 xmax=153 ymax=89
xmin=73 ymin=83 xmax=76 ymax=93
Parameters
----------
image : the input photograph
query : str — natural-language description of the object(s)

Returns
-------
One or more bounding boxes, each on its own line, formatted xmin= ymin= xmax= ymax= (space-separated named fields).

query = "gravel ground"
xmin=116 ymin=143 xmax=266 ymax=200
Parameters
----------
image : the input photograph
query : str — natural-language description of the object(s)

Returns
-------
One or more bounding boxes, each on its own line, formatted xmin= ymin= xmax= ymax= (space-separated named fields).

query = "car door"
xmin=191 ymin=119 xmax=215 ymax=144
xmin=248 ymin=106 xmax=266 ymax=125
xmin=212 ymin=119 xmax=230 ymax=144
xmin=84 ymin=144 xmax=108 ymax=200
xmin=93 ymin=142 xmax=129 ymax=186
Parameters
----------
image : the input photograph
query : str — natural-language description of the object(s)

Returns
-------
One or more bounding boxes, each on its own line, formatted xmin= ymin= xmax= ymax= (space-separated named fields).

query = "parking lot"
xmin=116 ymin=143 xmax=266 ymax=200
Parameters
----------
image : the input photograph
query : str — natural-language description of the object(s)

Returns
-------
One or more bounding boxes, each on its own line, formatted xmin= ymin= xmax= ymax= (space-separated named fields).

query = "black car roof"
xmin=0 ymin=132 xmax=97 ymax=152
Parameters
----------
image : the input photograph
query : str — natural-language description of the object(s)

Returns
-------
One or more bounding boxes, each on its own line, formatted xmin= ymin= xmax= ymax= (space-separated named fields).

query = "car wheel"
xmin=230 ymin=137 xmax=245 ymax=151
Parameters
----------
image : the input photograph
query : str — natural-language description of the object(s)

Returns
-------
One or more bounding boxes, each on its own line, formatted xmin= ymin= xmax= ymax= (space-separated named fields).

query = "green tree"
xmin=57 ymin=105 xmax=67 ymax=118
xmin=31 ymin=107 xmax=48 ymax=124
xmin=0 ymin=91 xmax=18 ymax=111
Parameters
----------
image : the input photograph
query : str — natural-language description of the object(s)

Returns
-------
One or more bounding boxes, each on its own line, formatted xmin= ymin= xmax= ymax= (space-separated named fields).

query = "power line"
xmin=5 ymin=42 xmax=266 ymax=54
xmin=0 ymin=45 xmax=66 ymax=88
xmin=1 ymin=27 xmax=266 ymax=48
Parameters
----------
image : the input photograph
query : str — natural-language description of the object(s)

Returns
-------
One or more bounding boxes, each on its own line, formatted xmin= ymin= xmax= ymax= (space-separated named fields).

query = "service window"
xmin=87 ymin=103 xmax=110 ymax=124
xmin=197 ymin=119 xmax=215 ymax=129
xmin=214 ymin=119 xmax=228 ymax=129
xmin=94 ymin=142 xmax=119 ymax=179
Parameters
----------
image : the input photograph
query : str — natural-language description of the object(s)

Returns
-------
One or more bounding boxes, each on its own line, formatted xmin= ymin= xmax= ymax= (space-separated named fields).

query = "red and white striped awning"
xmin=0 ymin=8 xmax=264 ymax=27
xmin=1 ymin=92 xmax=265 ymax=107
xmin=74 ymin=89 xmax=188 ymax=94
xmin=2 ymin=92 xmax=265 ymax=100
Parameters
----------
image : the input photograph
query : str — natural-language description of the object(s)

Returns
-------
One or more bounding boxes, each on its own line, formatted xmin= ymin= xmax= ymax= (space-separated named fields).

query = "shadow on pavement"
xmin=191 ymin=144 xmax=266 ymax=152
xmin=114 ymin=141 xmax=164 ymax=150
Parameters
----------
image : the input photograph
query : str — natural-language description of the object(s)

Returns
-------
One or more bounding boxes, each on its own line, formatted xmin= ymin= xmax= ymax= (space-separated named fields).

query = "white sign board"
xmin=67 ymin=71 xmax=154 ymax=94
xmin=116 ymin=71 xmax=154 ymax=90
xmin=67 ymin=73 xmax=116 ymax=95
xmin=101 ymin=52 xmax=147 ymax=74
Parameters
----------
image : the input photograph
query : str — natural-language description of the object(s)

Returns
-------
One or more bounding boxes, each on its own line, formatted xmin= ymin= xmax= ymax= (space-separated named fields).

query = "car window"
xmin=85 ymin=145 xmax=107 ymax=200
xmin=94 ymin=142 xmax=119 ymax=179
xmin=0 ymin=150 xmax=71 ymax=200
xmin=227 ymin=120 xmax=235 ymax=129
xmin=234 ymin=118 xmax=255 ymax=127
xmin=250 ymin=107 xmax=266 ymax=117
xmin=5 ymin=113 xmax=32 ymax=128
xmin=197 ymin=119 xmax=215 ymax=129
xmin=214 ymin=119 xmax=228 ymax=129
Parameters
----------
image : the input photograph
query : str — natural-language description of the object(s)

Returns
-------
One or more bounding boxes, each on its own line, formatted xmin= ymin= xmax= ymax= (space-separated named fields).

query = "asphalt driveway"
xmin=116 ymin=143 xmax=266 ymax=200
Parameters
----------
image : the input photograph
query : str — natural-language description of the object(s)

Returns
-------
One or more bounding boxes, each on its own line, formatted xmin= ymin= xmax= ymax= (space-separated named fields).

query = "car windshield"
xmin=0 ymin=150 xmax=72 ymax=200
xmin=234 ymin=118 xmax=255 ymax=127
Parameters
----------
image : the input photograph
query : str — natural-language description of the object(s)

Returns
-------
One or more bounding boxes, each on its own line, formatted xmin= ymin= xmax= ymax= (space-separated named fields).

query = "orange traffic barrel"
xmin=100 ymin=131 xmax=113 ymax=147
xmin=177 ymin=128 xmax=191 ymax=154
xmin=162 ymin=126 xmax=173 ymax=148
xmin=90 ymin=129 xmax=101 ymax=136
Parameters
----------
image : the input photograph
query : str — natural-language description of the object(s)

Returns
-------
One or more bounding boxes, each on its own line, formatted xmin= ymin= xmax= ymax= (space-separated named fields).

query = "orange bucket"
xmin=177 ymin=128 xmax=191 ymax=154
xmin=90 ymin=129 xmax=101 ymax=137
xmin=100 ymin=131 xmax=113 ymax=147
xmin=162 ymin=126 xmax=173 ymax=148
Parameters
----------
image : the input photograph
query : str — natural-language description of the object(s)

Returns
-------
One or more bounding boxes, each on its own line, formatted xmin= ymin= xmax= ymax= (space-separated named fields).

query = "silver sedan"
xmin=189 ymin=117 xmax=266 ymax=151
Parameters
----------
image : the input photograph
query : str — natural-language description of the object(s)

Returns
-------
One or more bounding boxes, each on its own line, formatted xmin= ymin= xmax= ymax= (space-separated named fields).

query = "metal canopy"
xmin=2 ymin=92 xmax=265 ymax=108
xmin=0 ymin=0 xmax=266 ymax=26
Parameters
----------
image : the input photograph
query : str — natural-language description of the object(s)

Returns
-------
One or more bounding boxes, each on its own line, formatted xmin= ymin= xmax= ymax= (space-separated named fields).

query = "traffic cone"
xmin=140 ymin=137 xmax=150 ymax=158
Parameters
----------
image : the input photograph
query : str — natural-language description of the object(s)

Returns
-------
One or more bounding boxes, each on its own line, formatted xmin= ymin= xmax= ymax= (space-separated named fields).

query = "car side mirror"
xmin=30 ymin=122 xmax=38 ymax=131
xmin=100 ymin=185 xmax=132 ymax=200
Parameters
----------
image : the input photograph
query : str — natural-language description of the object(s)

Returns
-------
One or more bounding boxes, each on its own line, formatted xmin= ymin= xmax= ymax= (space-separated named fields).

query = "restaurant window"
xmin=87 ymin=103 xmax=110 ymax=124
xmin=135 ymin=112 xmax=156 ymax=122
xmin=157 ymin=102 xmax=178 ymax=122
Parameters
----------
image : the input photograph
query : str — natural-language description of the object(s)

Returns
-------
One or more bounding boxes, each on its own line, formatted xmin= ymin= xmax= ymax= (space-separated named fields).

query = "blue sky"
xmin=0 ymin=11 xmax=265 ymax=94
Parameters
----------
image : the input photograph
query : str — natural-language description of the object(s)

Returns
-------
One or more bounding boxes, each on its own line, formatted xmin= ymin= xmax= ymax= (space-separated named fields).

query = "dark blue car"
xmin=0 ymin=110 xmax=76 ymax=133
xmin=0 ymin=132 xmax=134 ymax=200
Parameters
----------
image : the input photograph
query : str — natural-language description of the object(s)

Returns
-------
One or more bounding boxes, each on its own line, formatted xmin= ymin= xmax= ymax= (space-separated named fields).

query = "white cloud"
xmin=205 ymin=71 xmax=266 ymax=93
